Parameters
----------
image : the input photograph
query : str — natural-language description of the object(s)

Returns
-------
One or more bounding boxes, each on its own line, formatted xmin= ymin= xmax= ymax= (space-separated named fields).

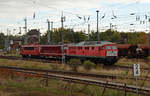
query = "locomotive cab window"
xmin=102 ymin=46 xmax=105 ymax=50
xmin=106 ymin=46 xmax=111 ymax=50
xmin=24 ymin=47 xmax=34 ymax=50
xmin=112 ymin=46 xmax=117 ymax=50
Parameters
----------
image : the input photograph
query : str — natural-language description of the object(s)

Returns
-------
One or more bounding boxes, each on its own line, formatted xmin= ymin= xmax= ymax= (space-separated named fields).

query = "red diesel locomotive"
xmin=21 ymin=41 xmax=119 ymax=65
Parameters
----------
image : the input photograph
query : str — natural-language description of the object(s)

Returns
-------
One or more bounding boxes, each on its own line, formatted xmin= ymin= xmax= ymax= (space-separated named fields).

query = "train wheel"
xmin=104 ymin=62 xmax=109 ymax=66
xmin=104 ymin=61 xmax=115 ymax=66
xmin=22 ymin=55 xmax=27 ymax=58
xmin=81 ymin=59 xmax=85 ymax=64
xmin=92 ymin=60 xmax=98 ymax=65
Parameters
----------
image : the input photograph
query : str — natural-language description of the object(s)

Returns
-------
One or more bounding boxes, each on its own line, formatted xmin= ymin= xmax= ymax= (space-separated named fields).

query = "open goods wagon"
xmin=117 ymin=44 xmax=150 ymax=58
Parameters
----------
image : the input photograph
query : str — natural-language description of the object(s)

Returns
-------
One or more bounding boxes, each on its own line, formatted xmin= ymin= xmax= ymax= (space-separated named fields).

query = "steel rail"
xmin=0 ymin=55 xmax=56 ymax=63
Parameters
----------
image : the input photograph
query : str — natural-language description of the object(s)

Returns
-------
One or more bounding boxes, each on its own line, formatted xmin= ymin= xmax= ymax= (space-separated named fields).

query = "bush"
xmin=83 ymin=60 xmax=95 ymax=71
xmin=68 ymin=59 xmax=81 ymax=72
xmin=51 ymin=64 xmax=59 ymax=70
xmin=146 ymin=56 xmax=150 ymax=61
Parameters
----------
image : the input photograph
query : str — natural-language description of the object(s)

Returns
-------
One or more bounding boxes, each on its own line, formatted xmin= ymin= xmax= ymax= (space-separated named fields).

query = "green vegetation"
xmin=0 ymin=77 xmax=136 ymax=96
xmin=0 ymin=58 xmax=150 ymax=88
xmin=146 ymin=56 xmax=150 ymax=61
xmin=0 ymin=28 xmax=148 ymax=48
xmin=0 ymin=33 xmax=5 ymax=49
xmin=0 ymin=59 xmax=51 ymax=69
xmin=40 ymin=28 xmax=148 ymax=44
xmin=83 ymin=60 xmax=95 ymax=71
xmin=68 ymin=59 xmax=81 ymax=72
xmin=116 ymin=57 xmax=150 ymax=67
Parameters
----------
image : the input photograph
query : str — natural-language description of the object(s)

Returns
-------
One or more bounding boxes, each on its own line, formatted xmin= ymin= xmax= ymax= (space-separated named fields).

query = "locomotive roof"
xmin=22 ymin=41 xmax=115 ymax=47
xmin=69 ymin=41 xmax=115 ymax=46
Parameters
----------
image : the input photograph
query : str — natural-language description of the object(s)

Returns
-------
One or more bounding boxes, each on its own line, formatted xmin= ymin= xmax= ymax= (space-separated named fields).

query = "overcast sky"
xmin=1 ymin=0 xmax=150 ymax=35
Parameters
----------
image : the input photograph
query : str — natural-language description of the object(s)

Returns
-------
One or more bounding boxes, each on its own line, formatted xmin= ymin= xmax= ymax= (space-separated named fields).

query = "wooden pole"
xmin=124 ymin=83 xmax=127 ymax=96
xmin=102 ymin=81 xmax=108 ymax=96
xmin=45 ymin=72 xmax=48 ymax=86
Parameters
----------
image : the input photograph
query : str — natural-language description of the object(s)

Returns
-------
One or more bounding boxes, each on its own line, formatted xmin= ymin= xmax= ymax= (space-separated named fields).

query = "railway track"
xmin=0 ymin=65 xmax=149 ymax=81
xmin=0 ymin=65 xmax=149 ymax=95
xmin=0 ymin=55 xmax=57 ymax=63
xmin=0 ymin=55 xmax=150 ymax=71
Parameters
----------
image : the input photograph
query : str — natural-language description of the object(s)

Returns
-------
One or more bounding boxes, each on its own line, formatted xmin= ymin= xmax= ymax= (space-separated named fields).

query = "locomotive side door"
xmin=95 ymin=47 xmax=99 ymax=56
xmin=100 ymin=46 xmax=106 ymax=56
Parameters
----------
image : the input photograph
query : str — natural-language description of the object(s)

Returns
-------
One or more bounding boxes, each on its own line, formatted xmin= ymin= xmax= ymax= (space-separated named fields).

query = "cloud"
xmin=0 ymin=0 xmax=101 ymax=22
xmin=0 ymin=0 xmax=102 ymax=30
xmin=0 ymin=0 xmax=150 ymax=33
xmin=0 ymin=0 xmax=150 ymax=20
xmin=104 ymin=0 xmax=150 ymax=3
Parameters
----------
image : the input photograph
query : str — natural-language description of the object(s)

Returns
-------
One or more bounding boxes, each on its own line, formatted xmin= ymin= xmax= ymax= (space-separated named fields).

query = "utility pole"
xmin=51 ymin=22 xmax=53 ymax=31
xmin=110 ymin=23 xmax=112 ymax=31
xmin=24 ymin=18 xmax=27 ymax=44
xmin=19 ymin=27 xmax=21 ymax=34
xmin=38 ymin=29 xmax=40 ymax=43
xmin=51 ymin=21 xmax=53 ymax=42
xmin=88 ymin=24 xmax=90 ymax=41
xmin=96 ymin=10 xmax=99 ymax=41
xmin=5 ymin=29 xmax=9 ymax=51
xmin=61 ymin=12 xmax=65 ymax=29
xmin=61 ymin=12 xmax=66 ymax=64
xmin=148 ymin=18 xmax=150 ymax=56
xmin=61 ymin=12 xmax=66 ymax=42
xmin=47 ymin=19 xmax=50 ymax=44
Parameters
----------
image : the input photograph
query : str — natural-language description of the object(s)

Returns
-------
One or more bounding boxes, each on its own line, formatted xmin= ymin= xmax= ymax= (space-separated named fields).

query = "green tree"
xmin=0 ymin=33 xmax=5 ymax=49
xmin=89 ymin=31 xmax=97 ymax=41
xmin=68 ymin=59 xmax=81 ymax=72
xmin=83 ymin=60 xmax=95 ymax=71
xmin=100 ymin=29 xmax=121 ymax=42
xmin=40 ymin=28 xmax=88 ymax=44
xmin=74 ymin=31 xmax=88 ymax=43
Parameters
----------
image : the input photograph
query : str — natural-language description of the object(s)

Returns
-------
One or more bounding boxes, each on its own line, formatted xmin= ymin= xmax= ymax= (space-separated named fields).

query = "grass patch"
xmin=0 ymin=58 xmax=150 ymax=88
xmin=116 ymin=57 xmax=150 ymax=67
xmin=0 ymin=77 xmax=138 ymax=96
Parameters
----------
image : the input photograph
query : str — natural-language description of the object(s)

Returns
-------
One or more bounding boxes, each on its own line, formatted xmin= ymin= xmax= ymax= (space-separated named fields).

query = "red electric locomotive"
xmin=21 ymin=41 xmax=119 ymax=65
xmin=66 ymin=41 xmax=118 ymax=65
